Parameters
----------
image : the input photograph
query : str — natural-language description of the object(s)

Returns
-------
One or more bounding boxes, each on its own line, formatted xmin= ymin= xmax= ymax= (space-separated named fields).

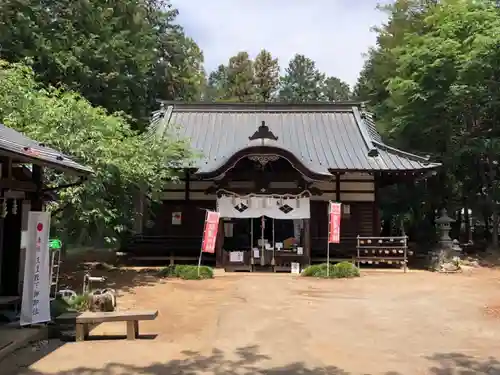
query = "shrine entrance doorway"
xmin=219 ymin=195 xmax=309 ymax=271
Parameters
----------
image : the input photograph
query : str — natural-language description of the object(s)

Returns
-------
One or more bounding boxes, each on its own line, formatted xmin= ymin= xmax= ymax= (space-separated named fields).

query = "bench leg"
xmin=75 ymin=323 xmax=88 ymax=342
xmin=126 ymin=320 xmax=139 ymax=340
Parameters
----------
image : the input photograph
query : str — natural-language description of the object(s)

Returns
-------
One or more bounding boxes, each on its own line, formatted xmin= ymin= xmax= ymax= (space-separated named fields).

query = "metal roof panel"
xmin=0 ymin=124 xmax=92 ymax=175
xmin=151 ymin=103 xmax=439 ymax=174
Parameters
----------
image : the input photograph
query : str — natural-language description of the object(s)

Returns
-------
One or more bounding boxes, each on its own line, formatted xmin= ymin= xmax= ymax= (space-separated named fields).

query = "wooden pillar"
xmin=0 ymin=157 xmax=8 ymax=294
xmin=31 ymin=165 xmax=44 ymax=211
xmin=1 ymin=201 xmax=22 ymax=295
xmin=215 ymin=219 xmax=224 ymax=268
xmin=184 ymin=170 xmax=190 ymax=201
xmin=304 ymin=218 xmax=311 ymax=266
xmin=373 ymin=177 xmax=381 ymax=236
xmin=133 ymin=185 xmax=145 ymax=234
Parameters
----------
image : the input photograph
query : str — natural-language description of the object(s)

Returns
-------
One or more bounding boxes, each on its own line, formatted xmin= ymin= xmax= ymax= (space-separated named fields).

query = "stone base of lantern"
xmin=429 ymin=240 xmax=462 ymax=272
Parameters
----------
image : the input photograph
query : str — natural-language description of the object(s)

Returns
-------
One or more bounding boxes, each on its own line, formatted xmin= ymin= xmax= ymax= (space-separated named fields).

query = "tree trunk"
xmin=483 ymin=210 xmax=491 ymax=242
xmin=492 ymin=211 xmax=499 ymax=250
xmin=464 ymin=202 xmax=472 ymax=243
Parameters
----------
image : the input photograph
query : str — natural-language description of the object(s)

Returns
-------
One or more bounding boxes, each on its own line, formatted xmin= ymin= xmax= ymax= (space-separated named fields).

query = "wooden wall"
xmin=144 ymin=172 xmax=378 ymax=243
xmin=145 ymin=200 xmax=216 ymax=237
xmin=309 ymin=201 xmax=374 ymax=239
xmin=160 ymin=172 xmax=375 ymax=203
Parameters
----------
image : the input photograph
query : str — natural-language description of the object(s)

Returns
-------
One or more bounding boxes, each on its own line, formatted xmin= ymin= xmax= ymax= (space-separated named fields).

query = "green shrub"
xmin=332 ymin=261 xmax=360 ymax=278
xmin=158 ymin=264 xmax=214 ymax=280
xmin=302 ymin=263 xmax=330 ymax=277
xmin=50 ymin=297 xmax=72 ymax=317
xmin=157 ymin=264 xmax=176 ymax=278
xmin=68 ymin=294 xmax=90 ymax=311
xmin=302 ymin=262 xmax=360 ymax=279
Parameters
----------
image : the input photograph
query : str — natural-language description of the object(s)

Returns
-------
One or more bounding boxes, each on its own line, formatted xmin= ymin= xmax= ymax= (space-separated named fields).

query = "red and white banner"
xmin=201 ymin=211 xmax=220 ymax=253
xmin=328 ymin=202 xmax=342 ymax=244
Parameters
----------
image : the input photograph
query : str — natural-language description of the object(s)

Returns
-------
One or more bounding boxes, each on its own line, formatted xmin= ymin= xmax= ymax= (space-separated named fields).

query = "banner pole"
xmin=260 ymin=216 xmax=265 ymax=266
xmin=272 ymin=218 xmax=275 ymax=269
xmin=197 ymin=247 xmax=203 ymax=277
xmin=250 ymin=218 xmax=254 ymax=271
xmin=327 ymin=201 xmax=331 ymax=277
xmin=198 ymin=210 xmax=208 ymax=277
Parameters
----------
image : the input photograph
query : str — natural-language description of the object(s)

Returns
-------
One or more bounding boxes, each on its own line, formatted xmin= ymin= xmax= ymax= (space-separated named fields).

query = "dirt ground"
xmin=2 ymin=265 xmax=500 ymax=375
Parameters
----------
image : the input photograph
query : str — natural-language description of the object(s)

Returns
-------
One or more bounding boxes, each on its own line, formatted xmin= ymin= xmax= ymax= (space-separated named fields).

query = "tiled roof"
xmin=0 ymin=124 xmax=92 ymax=174
xmin=150 ymin=102 xmax=440 ymax=176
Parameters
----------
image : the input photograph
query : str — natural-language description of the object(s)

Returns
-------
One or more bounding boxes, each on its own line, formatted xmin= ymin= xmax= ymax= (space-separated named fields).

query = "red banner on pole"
xmin=201 ymin=211 xmax=220 ymax=253
xmin=328 ymin=202 xmax=342 ymax=244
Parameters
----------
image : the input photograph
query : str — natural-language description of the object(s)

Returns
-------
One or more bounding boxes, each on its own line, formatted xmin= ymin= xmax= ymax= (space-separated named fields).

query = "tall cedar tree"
xmin=279 ymin=54 xmax=325 ymax=102
xmin=226 ymin=52 xmax=255 ymax=101
xmin=205 ymin=64 xmax=229 ymax=101
xmin=323 ymin=76 xmax=351 ymax=101
xmin=253 ymin=50 xmax=280 ymax=102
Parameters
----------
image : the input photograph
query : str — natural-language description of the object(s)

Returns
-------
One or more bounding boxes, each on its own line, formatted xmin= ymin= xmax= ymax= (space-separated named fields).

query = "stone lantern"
xmin=432 ymin=208 xmax=461 ymax=271
xmin=435 ymin=208 xmax=455 ymax=248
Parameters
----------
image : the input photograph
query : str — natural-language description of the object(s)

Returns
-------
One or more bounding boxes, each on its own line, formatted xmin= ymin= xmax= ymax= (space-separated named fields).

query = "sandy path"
xmin=3 ymin=269 xmax=500 ymax=374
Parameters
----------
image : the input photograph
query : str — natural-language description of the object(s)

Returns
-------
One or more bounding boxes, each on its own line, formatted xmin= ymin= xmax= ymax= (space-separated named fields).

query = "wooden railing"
xmin=120 ymin=234 xmax=208 ymax=257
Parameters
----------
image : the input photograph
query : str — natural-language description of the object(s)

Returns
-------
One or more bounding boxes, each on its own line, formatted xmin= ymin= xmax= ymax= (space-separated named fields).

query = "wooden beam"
xmin=0 ymin=179 xmax=36 ymax=192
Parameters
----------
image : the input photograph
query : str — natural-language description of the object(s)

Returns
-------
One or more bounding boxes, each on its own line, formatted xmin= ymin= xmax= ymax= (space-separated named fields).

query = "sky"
xmin=170 ymin=0 xmax=390 ymax=87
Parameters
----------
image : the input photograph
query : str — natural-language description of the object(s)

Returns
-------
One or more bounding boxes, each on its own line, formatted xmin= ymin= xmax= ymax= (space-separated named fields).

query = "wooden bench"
xmin=57 ymin=310 xmax=158 ymax=342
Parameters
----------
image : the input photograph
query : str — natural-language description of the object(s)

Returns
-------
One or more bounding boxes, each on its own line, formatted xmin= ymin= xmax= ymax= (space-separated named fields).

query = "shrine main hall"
xmin=123 ymin=102 xmax=439 ymax=271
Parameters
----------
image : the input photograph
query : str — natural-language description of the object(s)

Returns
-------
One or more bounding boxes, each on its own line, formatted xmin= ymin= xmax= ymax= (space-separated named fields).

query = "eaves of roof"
xmin=0 ymin=124 xmax=93 ymax=175
xmin=149 ymin=102 xmax=440 ymax=176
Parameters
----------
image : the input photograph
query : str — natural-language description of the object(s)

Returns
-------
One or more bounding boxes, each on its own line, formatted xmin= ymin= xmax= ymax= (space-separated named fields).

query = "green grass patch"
xmin=158 ymin=264 xmax=214 ymax=280
xmin=302 ymin=261 xmax=360 ymax=279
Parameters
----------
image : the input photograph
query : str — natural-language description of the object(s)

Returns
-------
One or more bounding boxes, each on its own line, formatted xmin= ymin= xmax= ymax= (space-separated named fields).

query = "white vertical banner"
xmin=20 ymin=211 xmax=51 ymax=326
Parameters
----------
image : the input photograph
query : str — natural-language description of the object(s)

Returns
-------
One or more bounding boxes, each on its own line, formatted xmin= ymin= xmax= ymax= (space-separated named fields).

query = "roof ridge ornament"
xmin=249 ymin=121 xmax=278 ymax=141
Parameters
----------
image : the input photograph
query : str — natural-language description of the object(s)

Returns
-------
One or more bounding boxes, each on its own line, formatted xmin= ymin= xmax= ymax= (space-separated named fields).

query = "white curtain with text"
xmin=217 ymin=196 xmax=310 ymax=219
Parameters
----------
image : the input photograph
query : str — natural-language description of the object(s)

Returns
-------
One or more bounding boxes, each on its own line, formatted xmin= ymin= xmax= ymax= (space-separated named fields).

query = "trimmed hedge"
xmin=158 ymin=264 xmax=214 ymax=280
xmin=302 ymin=261 xmax=360 ymax=279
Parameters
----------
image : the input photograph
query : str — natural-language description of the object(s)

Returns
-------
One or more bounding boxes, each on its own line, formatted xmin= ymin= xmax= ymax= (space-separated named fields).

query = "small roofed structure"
xmin=125 ymin=102 xmax=439 ymax=271
xmin=0 ymin=123 xmax=91 ymax=301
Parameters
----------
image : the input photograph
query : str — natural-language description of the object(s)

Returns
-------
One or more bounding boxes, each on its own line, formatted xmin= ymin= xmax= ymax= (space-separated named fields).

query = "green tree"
xmin=205 ymin=64 xmax=229 ymax=101
xmin=0 ymin=0 xmax=203 ymax=128
xmin=322 ymin=76 xmax=351 ymax=101
xmin=253 ymin=50 xmax=280 ymax=102
xmin=225 ymin=52 xmax=255 ymax=101
xmin=352 ymin=0 xmax=447 ymax=241
xmin=279 ymin=54 xmax=325 ymax=102
xmin=0 ymin=61 xmax=190 ymax=246
xmin=156 ymin=29 xmax=206 ymax=102
xmin=354 ymin=0 xmax=436 ymax=128
xmin=387 ymin=0 xmax=500 ymax=248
